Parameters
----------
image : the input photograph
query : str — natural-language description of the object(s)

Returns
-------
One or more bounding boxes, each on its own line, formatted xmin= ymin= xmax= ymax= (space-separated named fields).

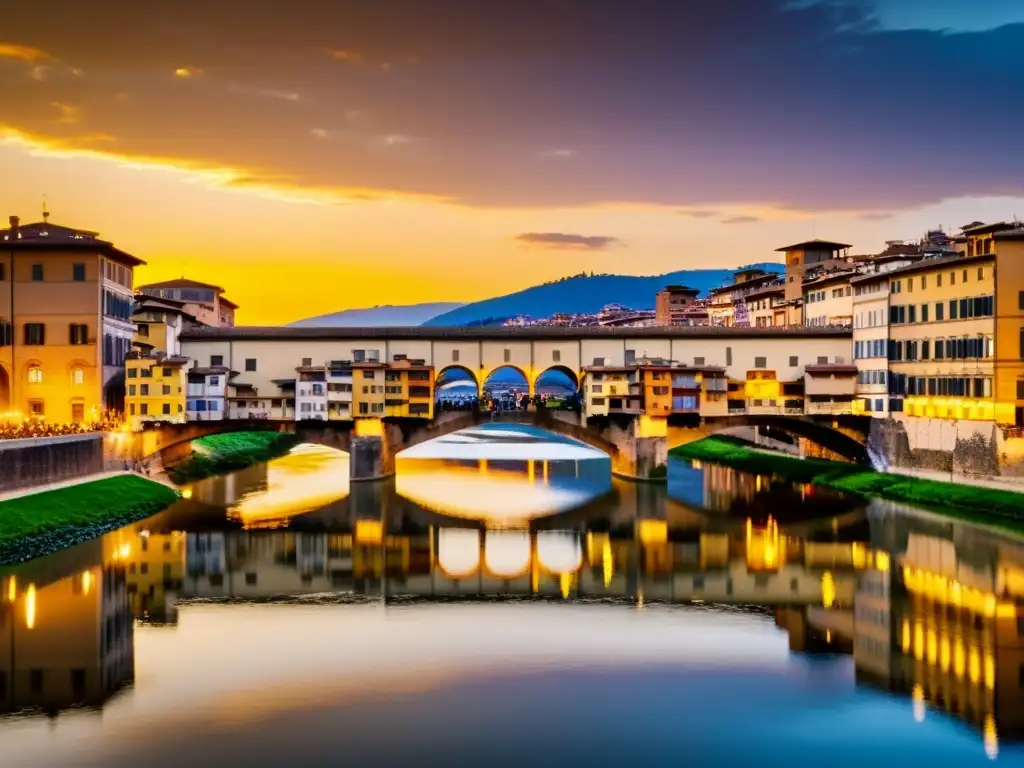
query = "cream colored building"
xmin=803 ymin=271 xmax=856 ymax=327
xmin=137 ymin=278 xmax=238 ymax=328
xmin=851 ymin=271 xmax=892 ymax=416
xmin=0 ymin=215 xmax=140 ymax=423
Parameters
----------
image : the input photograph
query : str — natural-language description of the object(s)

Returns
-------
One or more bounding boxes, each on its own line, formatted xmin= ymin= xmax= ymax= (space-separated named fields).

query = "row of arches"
xmin=435 ymin=364 xmax=580 ymax=403
xmin=437 ymin=529 xmax=583 ymax=580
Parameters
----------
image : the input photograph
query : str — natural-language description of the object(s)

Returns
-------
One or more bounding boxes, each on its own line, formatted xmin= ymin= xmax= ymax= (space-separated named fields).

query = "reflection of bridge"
xmin=135 ymin=407 xmax=870 ymax=481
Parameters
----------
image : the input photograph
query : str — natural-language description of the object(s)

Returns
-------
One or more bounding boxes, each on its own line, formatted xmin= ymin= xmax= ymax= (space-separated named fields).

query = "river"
xmin=1 ymin=426 xmax=1022 ymax=766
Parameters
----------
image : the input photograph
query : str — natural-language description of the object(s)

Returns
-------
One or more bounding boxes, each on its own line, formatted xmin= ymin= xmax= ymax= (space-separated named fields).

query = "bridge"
xmin=135 ymin=407 xmax=870 ymax=481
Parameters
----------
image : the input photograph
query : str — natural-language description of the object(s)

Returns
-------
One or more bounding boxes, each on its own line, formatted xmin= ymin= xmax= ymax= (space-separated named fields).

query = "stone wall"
xmin=868 ymin=415 xmax=1024 ymax=486
xmin=0 ymin=434 xmax=104 ymax=493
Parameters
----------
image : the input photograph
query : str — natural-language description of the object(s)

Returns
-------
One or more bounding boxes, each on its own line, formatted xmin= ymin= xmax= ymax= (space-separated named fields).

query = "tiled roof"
xmin=0 ymin=220 xmax=144 ymax=266
xmin=775 ymin=239 xmax=852 ymax=252
xmin=139 ymin=277 xmax=224 ymax=292
xmin=180 ymin=325 xmax=853 ymax=342
xmin=849 ymin=252 xmax=991 ymax=284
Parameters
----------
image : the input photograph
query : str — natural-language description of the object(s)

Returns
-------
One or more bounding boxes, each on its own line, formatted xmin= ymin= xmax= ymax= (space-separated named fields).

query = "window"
xmin=245 ymin=358 xmax=257 ymax=372
xmin=949 ymin=300 xmax=958 ymax=320
xmin=31 ymin=264 xmax=43 ymax=281
xmin=726 ymin=347 xmax=732 ymax=366
xmin=921 ymin=304 xmax=929 ymax=323
xmin=29 ymin=400 xmax=44 ymax=416
xmin=209 ymin=376 xmax=220 ymax=386
xmin=71 ymin=367 xmax=84 ymax=385
xmin=935 ymin=302 xmax=944 ymax=321
xmin=950 ymin=271 xmax=956 ymax=285
xmin=979 ymin=267 xmax=984 ymax=280
xmin=302 ymin=357 xmax=312 ymax=367
xmin=789 ymin=356 xmax=798 ymax=367
xmin=694 ymin=357 xmax=705 ymax=366
xmin=24 ymin=323 xmax=45 ymax=345
xmin=504 ymin=348 xmax=511 ymax=363
xmin=140 ymin=403 xmax=148 ymax=415
xmin=754 ymin=356 xmax=767 ymax=369
xmin=27 ymin=366 xmax=42 ymax=384
xmin=140 ymin=384 xmax=149 ymax=396
xmin=128 ymin=384 xmax=136 ymax=395
xmin=210 ymin=355 xmax=224 ymax=366
xmin=72 ymin=263 xmax=86 ymax=281
xmin=162 ymin=385 xmax=171 ymax=395
xmin=817 ymin=356 xmax=828 ymax=364
xmin=937 ymin=273 xmax=942 ymax=287
xmin=452 ymin=349 xmax=460 ymax=362
xmin=162 ymin=403 xmax=171 ymax=415
xmin=1019 ymin=290 xmax=1024 ymax=311
xmin=552 ymin=350 xmax=561 ymax=363
xmin=591 ymin=397 xmax=606 ymax=406
xmin=69 ymin=323 xmax=88 ymax=345
xmin=0 ymin=321 xmax=9 ymax=347
xmin=963 ymin=269 xmax=968 ymax=282
xmin=921 ymin=276 xmax=927 ymax=289
xmin=163 ymin=367 xmax=172 ymax=377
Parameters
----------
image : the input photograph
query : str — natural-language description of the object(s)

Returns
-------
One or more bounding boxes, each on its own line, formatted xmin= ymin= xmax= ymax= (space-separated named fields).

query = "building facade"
xmin=654 ymin=285 xmax=700 ymax=326
xmin=137 ymin=278 xmax=238 ymax=328
xmin=851 ymin=272 xmax=892 ymax=416
xmin=1 ymin=215 xmax=140 ymax=423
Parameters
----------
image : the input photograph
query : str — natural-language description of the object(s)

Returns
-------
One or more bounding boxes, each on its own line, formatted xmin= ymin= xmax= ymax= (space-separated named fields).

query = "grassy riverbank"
xmin=670 ymin=436 xmax=1024 ymax=529
xmin=0 ymin=475 xmax=179 ymax=564
xmin=168 ymin=431 xmax=301 ymax=484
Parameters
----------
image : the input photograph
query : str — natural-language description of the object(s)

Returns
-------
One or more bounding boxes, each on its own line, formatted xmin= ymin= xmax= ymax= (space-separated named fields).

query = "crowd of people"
xmin=435 ymin=390 xmax=582 ymax=415
xmin=0 ymin=411 xmax=124 ymax=440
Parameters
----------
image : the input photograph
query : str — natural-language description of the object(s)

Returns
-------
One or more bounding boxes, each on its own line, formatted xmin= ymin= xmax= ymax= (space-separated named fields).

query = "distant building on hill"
xmin=655 ymin=285 xmax=700 ymax=325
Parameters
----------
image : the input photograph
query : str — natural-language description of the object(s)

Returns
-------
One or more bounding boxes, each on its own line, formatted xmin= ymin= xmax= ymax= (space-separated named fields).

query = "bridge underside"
xmin=133 ymin=410 xmax=871 ymax=482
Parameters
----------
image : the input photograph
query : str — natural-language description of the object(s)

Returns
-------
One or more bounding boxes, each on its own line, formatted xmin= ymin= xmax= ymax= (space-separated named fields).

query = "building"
xmin=1 ymin=215 xmax=141 ymax=423
xmin=745 ymin=283 xmax=786 ymax=328
xmin=706 ymin=269 xmax=781 ymax=327
xmin=777 ymin=239 xmax=852 ymax=304
xmin=384 ymin=358 xmax=435 ymax=418
xmin=654 ymin=285 xmax=700 ymax=326
xmin=137 ymin=278 xmax=238 ymax=328
xmin=582 ymin=366 xmax=643 ymax=417
xmin=124 ymin=295 xmax=198 ymax=430
xmin=803 ymin=271 xmax=856 ymax=327
xmin=186 ymin=365 xmax=231 ymax=420
xmin=851 ymin=271 xmax=892 ymax=416
xmin=353 ymin=361 xmax=386 ymax=418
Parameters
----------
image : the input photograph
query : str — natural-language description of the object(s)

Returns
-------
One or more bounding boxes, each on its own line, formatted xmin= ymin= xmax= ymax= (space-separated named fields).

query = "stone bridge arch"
xmin=668 ymin=414 xmax=870 ymax=464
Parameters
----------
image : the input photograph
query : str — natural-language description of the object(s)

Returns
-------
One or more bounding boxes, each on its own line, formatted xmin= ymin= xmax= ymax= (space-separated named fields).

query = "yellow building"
xmin=384 ymin=359 xmax=435 ymax=418
xmin=125 ymin=353 xmax=190 ymax=429
xmin=0 ymin=215 xmax=141 ymax=423
xmin=885 ymin=241 xmax=1002 ymax=422
xmin=641 ymin=364 xmax=673 ymax=417
xmin=353 ymin=361 xmax=387 ymax=418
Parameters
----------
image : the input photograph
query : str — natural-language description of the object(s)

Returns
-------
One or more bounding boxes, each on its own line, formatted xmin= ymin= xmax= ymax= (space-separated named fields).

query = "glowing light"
xmin=560 ymin=572 xmax=572 ymax=599
xmin=603 ymin=537 xmax=613 ymax=587
xmin=746 ymin=517 xmax=782 ymax=571
xmin=875 ymin=551 xmax=890 ymax=572
xmin=355 ymin=520 xmax=383 ymax=545
xmin=354 ymin=418 xmax=383 ymax=437
xmin=25 ymin=583 xmax=36 ymax=629
xmin=911 ymin=684 xmax=925 ymax=723
xmin=984 ymin=653 xmax=995 ymax=690
xmin=984 ymin=715 xmax=999 ymax=760
xmin=6 ymin=575 xmax=15 ymax=602
xmin=119 ymin=542 xmax=132 ymax=559
xmin=180 ymin=486 xmax=193 ymax=499
xmin=81 ymin=570 xmax=93 ymax=596
xmin=821 ymin=571 xmax=836 ymax=608
xmin=901 ymin=619 xmax=911 ymax=652
xmin=637 ymin=519 xmax=668 ymax=545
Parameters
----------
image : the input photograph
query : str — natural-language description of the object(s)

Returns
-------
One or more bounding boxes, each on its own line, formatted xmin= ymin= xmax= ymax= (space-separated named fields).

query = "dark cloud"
xmin=3 ymin=0 xmax=1024 ymax=211
xmin=721 ymin=215 xmax=760 ymax=225
xmin=514 ymin=232 xmax=624 ymax=251
xmin=680 ymin=209 xmax=719 ymax=218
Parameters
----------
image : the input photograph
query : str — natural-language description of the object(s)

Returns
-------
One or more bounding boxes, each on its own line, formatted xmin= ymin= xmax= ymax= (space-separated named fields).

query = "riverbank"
xmin=167 ymin=431 xmax=301 ymax=484
xmin=0 ymin=474 xmax=179 ymax=564
xmin=670 ymin=437 xmax=1024 ymax=530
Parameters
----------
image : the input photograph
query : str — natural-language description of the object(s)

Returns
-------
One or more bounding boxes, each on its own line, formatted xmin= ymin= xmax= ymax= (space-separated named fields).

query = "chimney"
xmin=8 ymin=215 xmax=19 ymax=231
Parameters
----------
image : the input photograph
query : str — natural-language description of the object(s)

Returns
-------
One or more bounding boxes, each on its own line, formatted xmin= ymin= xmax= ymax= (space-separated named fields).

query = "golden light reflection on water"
xmin=228 ymin=444 xmax=350 ymax=529
xmin=395 ymin=457 xmax=610 ymax=526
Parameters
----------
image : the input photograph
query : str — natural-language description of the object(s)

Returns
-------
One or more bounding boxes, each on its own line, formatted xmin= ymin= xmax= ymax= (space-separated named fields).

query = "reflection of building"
xmin=0 ymin=567 xmax=134 ymax=713
xmin=104 ymin=528 xmax=187 ymax=624
xmin=1 ymin=215 xmax=141 ymax=422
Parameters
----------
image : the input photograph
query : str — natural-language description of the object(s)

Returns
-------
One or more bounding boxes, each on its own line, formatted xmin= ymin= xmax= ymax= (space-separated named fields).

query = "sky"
xmin=3 ymin=0 xmax=1024 ymax=324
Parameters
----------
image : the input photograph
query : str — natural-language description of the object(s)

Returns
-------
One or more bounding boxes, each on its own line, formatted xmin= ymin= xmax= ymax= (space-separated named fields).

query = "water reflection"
xmin=1 ymin=442 xmax=1023 ymax=764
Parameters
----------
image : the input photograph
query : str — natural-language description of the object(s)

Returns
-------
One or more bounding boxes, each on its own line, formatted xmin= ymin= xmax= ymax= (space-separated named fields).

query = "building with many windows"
xmin=1 ymin=215 xmax=140 ymax=423
xmin=384 ymin=358 xmax=435 ymax=418
xmin=137 ymin=278 xmax=238 ymax=328
xmin=803 ymin=271 xmax=856 ymax=327
xmin=851 ymin=271 xmax=893 ymax=416
xmin=654 ymin=285 xmax=700 ymax=326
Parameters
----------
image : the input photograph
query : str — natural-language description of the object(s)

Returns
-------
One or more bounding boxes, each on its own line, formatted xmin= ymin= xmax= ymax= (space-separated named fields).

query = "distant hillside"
xmin=424 ymin=265 xmax=781 ymax=327
xmin=290 ymin=302 xmax=464 ymax=327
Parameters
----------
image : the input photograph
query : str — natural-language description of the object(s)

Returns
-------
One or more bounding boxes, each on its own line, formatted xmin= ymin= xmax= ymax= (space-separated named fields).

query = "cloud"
xmin=514 ymin=232 xmax=624 ymax=251
xmin=379 ymin=134 xmax=412 ymax=147
xmin=0 ymin=43 xmax=51 ymax=63
xmin=329 ymin=49 xmax=363 ymax=64
xmin=230 ymin=85 xmax=300 ymax=102
xmin=541 ymin=148 xmax=576 ymax=158
xmin=858 ymin=211 xmax=895 ymax=221
xmin=679 ymin=209 xmax=719 ymax=218
xmin=174 ymin=66 xmax=204 ymax=78
xmin=721 ymin=215 xmax=761 ymax=224
xmin=0 ymin=126 xmax=451 ymax=208
xmin=50 ymin=102 xmax=81 ymax=124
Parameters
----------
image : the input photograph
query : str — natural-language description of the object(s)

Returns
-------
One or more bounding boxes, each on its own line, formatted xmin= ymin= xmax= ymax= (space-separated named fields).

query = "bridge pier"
xmin=350 ymin=436 xmax=394 ymax=482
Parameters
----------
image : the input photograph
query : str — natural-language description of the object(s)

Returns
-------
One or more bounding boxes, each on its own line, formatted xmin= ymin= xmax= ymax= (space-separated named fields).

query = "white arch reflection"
xmin=484 ymin=531 xmax=532 ymax=578
xmin=437 ymin=529 xmax=481 ymax=578
xmin=436 ymin=529 xmax=583 ymax=579
xmin=537 ymin=531 xmax=583 ymax=574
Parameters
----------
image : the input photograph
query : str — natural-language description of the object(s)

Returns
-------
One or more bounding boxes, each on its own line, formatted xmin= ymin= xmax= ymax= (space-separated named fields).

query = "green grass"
xmin=669 ymin=436 xmax=1024 ymax=529
xmin=168 ymin=431 xmax=300 ymax=484
xmin=0 ymin=475 xmax=179 ymax=564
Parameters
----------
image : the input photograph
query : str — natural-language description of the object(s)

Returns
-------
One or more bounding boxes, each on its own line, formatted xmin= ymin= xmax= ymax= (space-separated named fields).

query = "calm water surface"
xmin=2 ymin=427 xmax=1023 ymax=766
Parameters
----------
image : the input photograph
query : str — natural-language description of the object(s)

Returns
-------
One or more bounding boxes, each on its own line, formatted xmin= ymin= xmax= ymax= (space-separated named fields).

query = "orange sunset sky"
xmin=4 ymin=1 xmax=1024 ymax=325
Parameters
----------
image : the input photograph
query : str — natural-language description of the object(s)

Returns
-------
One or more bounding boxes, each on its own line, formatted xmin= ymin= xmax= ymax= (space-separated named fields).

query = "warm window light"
xmin=25 ymin=583 xmax=36 ymax=629
xmin=27 ymin=367 xmax=42 ymax=384
xmin=71 ymin=367 xmax=84 ymax=385
xmin=6 ymin=575 xmax=15 ymax=602
xmin=81 ymin=570 xmax=93 ymax=596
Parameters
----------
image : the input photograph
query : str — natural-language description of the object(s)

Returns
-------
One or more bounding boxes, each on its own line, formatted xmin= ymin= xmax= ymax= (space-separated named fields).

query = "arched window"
xmin=71 ymin=367 xmax=85 ymax=385
xmin=27 ymin=366 xmax=43 ymax=384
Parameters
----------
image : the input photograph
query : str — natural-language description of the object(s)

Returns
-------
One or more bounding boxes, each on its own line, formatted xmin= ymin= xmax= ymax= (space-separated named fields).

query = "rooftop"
xmin=139 ymin=277 xmax=225 ymax=292
xmin=0 ymin=218 xmax=145 ymax=267
xmin=775 ymin=239 xmax=852 ymax=253
xmin=805 ymin=364 xmax=858 ymax=376
xmin=180 ymin=324 xmax=852 ymax=342
xmin=850 ymin=251 xmax=992 ymax=285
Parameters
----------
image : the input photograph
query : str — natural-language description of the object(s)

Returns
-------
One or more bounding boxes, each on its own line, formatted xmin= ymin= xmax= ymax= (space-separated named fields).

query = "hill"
xmin=424 ymin=264 xmax=781 ymax=326
xmin=290 ymin=302 xmax=464 ymax=327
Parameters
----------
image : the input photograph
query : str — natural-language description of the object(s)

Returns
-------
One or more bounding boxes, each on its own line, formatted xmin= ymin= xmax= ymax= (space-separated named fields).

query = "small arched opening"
xmin=535 ymin=366 xmax=580 ymax=411
xmin=435 ymin=365 xmax=480 ymax=413
xmin=482 ymin=365 xmax=529 ymax=409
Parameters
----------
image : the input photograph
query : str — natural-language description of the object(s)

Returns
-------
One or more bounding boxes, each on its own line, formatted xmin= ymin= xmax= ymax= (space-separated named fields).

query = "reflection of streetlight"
xmin=6 ymin=575 xmax=15 ymax=602
xmin=912 ymin=684 xmax=925 ymax=723
xmin=24 ymin=584 xmax=36 ymax=630
xmin=984 ymin=715 xmax=998 ymax=760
